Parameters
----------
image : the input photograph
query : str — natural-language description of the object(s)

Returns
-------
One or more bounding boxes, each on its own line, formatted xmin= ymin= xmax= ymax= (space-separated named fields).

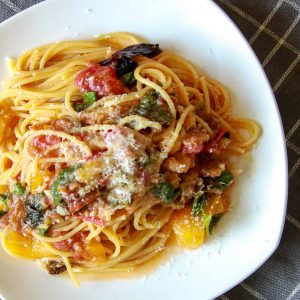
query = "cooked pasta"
xmin=0 ymin=32 xmax=260 ymax=285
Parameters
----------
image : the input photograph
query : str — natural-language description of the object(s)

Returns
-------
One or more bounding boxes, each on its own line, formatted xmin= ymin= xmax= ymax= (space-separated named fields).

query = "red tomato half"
xmin=75 ymin=65 xmax=126 ymax=97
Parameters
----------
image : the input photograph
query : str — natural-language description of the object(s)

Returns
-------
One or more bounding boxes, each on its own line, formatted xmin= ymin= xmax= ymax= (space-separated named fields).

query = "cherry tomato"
xmin=75 ymin=65 xmax=126 ymax=97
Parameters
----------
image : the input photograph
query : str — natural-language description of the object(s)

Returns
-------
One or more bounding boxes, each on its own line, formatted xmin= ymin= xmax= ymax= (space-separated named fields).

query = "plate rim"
xmin=0 ymin=0 xmax=289 ymax=299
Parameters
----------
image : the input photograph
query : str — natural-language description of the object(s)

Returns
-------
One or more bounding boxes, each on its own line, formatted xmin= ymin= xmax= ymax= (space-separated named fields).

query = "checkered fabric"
xmin=0 ymin=0 xmax=299 ymax=299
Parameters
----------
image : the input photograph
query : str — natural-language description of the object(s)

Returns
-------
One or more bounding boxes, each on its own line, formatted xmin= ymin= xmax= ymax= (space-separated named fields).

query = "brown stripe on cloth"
xmin=0 ymin=1 xmax=300 ymax=300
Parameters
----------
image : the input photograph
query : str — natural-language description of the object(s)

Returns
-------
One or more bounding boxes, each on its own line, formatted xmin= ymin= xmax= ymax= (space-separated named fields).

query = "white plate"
xmin=0 ymin=0 xmax=288 ymax=299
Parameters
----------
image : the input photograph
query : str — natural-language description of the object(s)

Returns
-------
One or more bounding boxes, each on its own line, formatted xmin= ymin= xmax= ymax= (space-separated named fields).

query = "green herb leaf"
xmin=39 ymin=228 xmax=48 ymax=236
xmin=74 ymin=92 xmax=97 ymax=112
xmin=51 ymin=165 xmax=80 ymax=205
xmin=192 ymin=191 xmax=224 ymax=236
xmin=0 ymin=194 xmax=8 ymax=202
xmin=213 ymin=169 xmax=234 ymax=190
xmin=192 ymin=192 xmax=207 ymax=217
xmin=132 ymin=91 xmax=172 ymax=126
xmin=0 ymin=194 xmax=8 ymax=217
xmin=120 ymin=70 xmax=136 ymax=85
xmin=12 ymin=182 xmax=26 ymax=196
xmin=83 ymin=91 xmax=97 ymax=103
xmin=193 ymin=193 xmax=211 ymax=236
xmin=203 ymin=213 xmax=212 ymax=236
xmin=208 ymin=214 xmax=223 ymax=235
xmin=38 ymin=224 xmax=49 ymax=236
xmin=152 ymin=182 xmax=179 ymax=203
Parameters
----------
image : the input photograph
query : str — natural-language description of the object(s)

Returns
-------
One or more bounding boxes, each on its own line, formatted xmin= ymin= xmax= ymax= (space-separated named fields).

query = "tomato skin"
xmin=135 ymin=167 xmax=147 ymax=184
xmin=31 ymin=135 xmax=62 ymax=152
xmin=52 ymin=232 xmax=90 ymax=260
xmin=75 ymin=216 xmax=104 ymax=227
xmin=52 ymin=240 xmax=72 ymax=251
xmin=75 ymin=65 xmax=126 ymax=97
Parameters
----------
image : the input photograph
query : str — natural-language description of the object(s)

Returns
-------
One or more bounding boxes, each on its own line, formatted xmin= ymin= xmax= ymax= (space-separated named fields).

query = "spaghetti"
xmin=0 ymin=32 xmax=260 ymax=285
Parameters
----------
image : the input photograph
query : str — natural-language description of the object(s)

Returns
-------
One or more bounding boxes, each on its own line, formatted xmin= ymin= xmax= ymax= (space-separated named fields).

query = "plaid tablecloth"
xmin=0 ymin=0 xmax=299 ymax=299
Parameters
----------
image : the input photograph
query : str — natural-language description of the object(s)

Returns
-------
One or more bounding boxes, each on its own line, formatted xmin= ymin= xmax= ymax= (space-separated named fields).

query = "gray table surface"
xmin=1 ymin=0 xmax=300 ymax=299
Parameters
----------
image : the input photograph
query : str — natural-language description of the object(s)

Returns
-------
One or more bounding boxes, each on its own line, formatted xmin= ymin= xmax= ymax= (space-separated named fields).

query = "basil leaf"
xmin=203 ymin=213 xmax=212 ymax=236
xmin=99 ymin=43 xmax=162 ymax=66
xmin=208 ymin=214 xmax=223 ymax=235
xmin=38 ymin=223 xmax=49 ymax=236
xmin=12 ymin=183 xmax=26 ymax=196
xmin=192 ymin=192 xmax=207 ymax=217
xmin=83 ymin=91 xmax=97 ymax=103
xmin=213 ymin=169 xmax=234 ymax=190
xmin=192 ymin=192 xmax=223 ymax=236
xmin=51 ymin=165 xmax=80 ymax=205
xmin=152 ymin=182 xmax=179 ymax=203
xmin=120 ymin=70 xmax=136 ymax=85
xmin=74 ymin=92 xmax=97 ymax=112
xmin=132 ymin=91 xmax=172 ymax=126
xmin=0 ymin=194 xmax=8 ymax=217
xmin=0 ymin=194 xmax=8 ymax=202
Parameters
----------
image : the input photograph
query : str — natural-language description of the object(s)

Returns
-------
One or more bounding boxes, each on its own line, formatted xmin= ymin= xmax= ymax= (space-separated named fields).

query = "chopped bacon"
xmin=0 ymin=213 xmax=9 ymax=229
xmin=31 ymin=135 xmax=62 ymax=152
xmin=8 ymin=198 xmax=26 ymax=233
xmin=197 ymin=154 xmax=226 ymax=178
xmin=90 ymin=150 xmax=106 ymax=159
xmin=73 ymin=133 xmax=85 ymax=141
xmin=73 ymin=247 xmax=90 ymax=261
xmin=66 ymin=192 xmax=99 ymax=214
xmin=31 ymin=123 xmax=49 ymax=130
xmin=135 ymin=167 xmax=148 ymax=184
xmin=103 ymin=128 xmax=123 ymax=145
xmin=180 ymin=171 xmax=202 ymax=203
xmin=16 ymin=172 xmax=21 ymax=181
xmin=52 ymin=231 xmax=90 ymax=260
xmin=181 ymin=129 xmax=210 ymax=154
xmin=202 ymin=114 xmax=221 ymax=131
xmin=78 ymin=112 xmax=107 ymax=126
xmin=52 ymin=240 xmax=72 ymax=251
xmin=75 ymin=216 xmax=104 ymax=227
xmin=200 ymin=161 xmax=225 ymax=178
xmin=202 ymin=128 xmax=227 ymax=154
xmin=75 ymin=65 xmax=126 ymax=97
xmin=54 ymin=119 xmax=75 ymax=131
